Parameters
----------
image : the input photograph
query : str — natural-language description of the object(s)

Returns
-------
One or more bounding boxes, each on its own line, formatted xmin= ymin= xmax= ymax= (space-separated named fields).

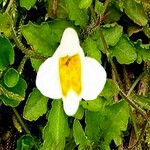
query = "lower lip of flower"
xmin=59 ymin=53 xmax=82 ymax=97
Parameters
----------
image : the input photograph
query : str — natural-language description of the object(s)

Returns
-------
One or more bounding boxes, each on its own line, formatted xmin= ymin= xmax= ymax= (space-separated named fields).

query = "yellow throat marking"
xmin=59 ymin=54 xmax=82 ymax=97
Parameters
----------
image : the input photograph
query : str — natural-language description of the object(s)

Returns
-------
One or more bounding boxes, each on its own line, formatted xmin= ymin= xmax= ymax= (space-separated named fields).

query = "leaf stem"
xmin=122 ymin=65 xmax=131 ymax=91
xmin=119 ymin=89 xmax=147 ymax=119
xmin=127 ymin=71 xmax=146 ymax=97
xmin=99 ymin=28 xmax=109 ymax=57
xmin=101 ymin=0 xmax=110 ymax=17
xmin=0 ymin=84 xmax=24 ymax=101
xmin=17 ymin=56 xmax=28 ymax=74
xmin=12 ymin=107 xmax=30 ymax=134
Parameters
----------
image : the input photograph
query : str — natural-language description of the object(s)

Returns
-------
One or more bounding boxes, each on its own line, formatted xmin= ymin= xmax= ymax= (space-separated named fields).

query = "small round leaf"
xmin=4 ymin=68 xmax=19 ymax=88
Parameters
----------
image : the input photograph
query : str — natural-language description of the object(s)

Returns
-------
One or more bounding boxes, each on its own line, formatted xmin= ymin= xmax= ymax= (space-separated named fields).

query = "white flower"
xmin=36 ymin=28 xmax=107 ymax=116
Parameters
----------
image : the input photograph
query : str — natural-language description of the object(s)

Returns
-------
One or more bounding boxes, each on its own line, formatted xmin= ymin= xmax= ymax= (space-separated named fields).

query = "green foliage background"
xmin=0 ymin=0 xmax=150 ymax=149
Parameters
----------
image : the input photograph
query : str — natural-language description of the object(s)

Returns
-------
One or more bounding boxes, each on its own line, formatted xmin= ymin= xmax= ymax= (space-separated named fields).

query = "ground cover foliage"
xmin=0 ymin=0 xmax=150 ymax=149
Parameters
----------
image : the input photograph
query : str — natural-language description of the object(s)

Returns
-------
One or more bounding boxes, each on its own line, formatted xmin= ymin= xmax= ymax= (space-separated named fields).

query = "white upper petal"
xmin=36 ymin=57 xmax=62 ymax=99
xmin=62 ymin=91 xmax=81 ymax=116
xmin=61 ymin=27 xmax=80 ymax=48
xmin=81 ymin=57 xmax=107 ymax=100
xmin=53 ymin=28 xmax=84 ymax=58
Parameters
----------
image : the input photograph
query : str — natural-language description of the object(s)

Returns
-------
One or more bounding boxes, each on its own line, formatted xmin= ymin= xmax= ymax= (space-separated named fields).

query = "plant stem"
xmin=122 ymin=65 xmax=131 ymax=91
xmin=127 ymin=71 xmax=146 ymax=97
xmin=110 ymin=59 xmax=125 ymax=90
xmin=11 ymin=26 xmax=30 ymax=54
xmin=49 ymin=0 xmax=58 ymax=19
xmin=0 ymin=84 xmax=24 ymax=101
xmin=112 ymin=68 xmax=119 ymax=101
xmin=17 ymin=56 xmax=28 ymax=74
xmin=128 ymin=120 xmax=147 ymax=150
xmin=99 ymin=28 xmax=109 ymax=57
xmin=5 ymin=0 xmax=14 ymax=13
xmin=126 ymin=71 xmax=149 ymax=108
xmin=101 ymin=0 xmax=110 ymax=17
xmin=12 ymin=108 xmax=30 ymax=134
xmin=90 ymin=6 xmax=97 ymax=22
xmin=129 ymin=107 xmax=138 ymax=138
xmin=119 ymin=89 xmax=147 ymax=119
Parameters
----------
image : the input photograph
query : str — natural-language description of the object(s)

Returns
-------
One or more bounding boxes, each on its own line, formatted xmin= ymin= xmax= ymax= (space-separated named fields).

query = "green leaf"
xmin=85 ymin=110 xmax=102 ymax=146
xmin=102 ymin=23 xmax=123 ymax=46
xmin=73 ymin=105 xmax=84 ymax=120
xmin=100 ymin=79 xmax=119 ymax=98
xmin=73 ymin=119 xmax=91 ymax=149
xmin=23 ymin=88 xmax=48 ymax=121
xmin=95 ymin=0 xmax=105 ymax=15
xmin=0 ymin=13 xmax=12 ymax=37
xmin=21 ymin=20 xmax=72 ymax=71
xmin=22 ymin=22 xmax=56 ymax=57
xmin=79 ymin=0 xmax=92 ymax=9
xmin=130 ymin=93 xmax=150 ymax=110
xmin=85 ymin=100 xmax=129 ymax=149
xmin=0 ymin=78 xmax=27 ymax=107
xmin=104 ymin=5 xmax=122 ymax=23
xmin=30 ymin=59 xmax=43 ymax=71
xmin=82 ymin=35 xmax=102 ymax=63
xmin=81 ymin=97 xmax=106 ymax=112
xmin=103 ymin=101 xmax=129 ymax=146
xmin=16 ymin=135 xmax=34 ymax=150
xmin=22 ymin=20 xmax=72 ymax=55
xmin=4 ymin=68 xmax=19 ymax=88
xmin=124 ymin=0 xmax=148 ymax=26
xmin=87 ymin=24 xmax=123 ymax=54
xmin=127 ymin=26 xmax=142 ymax=37
xmin=110 ymin=35 xmax=137 ymax=64
xmin=20 ymin=0 xmax=37 ymax=10
xmin=65 ymin=0 xmax=89 ymax=27
xmin=111 ymin=0 xmax=124 ymax=11
xmin=41 ymin=100 xmax=70 ymax=150
xmin=0 ymin=36 xmax=14 ymax=71
xmin=135 ymin=40 xmax=150 ymax=64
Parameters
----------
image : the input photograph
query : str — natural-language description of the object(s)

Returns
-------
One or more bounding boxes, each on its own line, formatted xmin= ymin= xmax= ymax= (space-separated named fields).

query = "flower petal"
xmin=62 ymin=91 xmax=81 ymax=116
xmin=36 ymin=57 xmax=62 ymax=99
xmin=82 ymin=57 xmax=107 ymax=100
xmin=53 ymin=28 xmax=84 ymax=58
xmin=61 ymin=27 xmax=80 ymax=48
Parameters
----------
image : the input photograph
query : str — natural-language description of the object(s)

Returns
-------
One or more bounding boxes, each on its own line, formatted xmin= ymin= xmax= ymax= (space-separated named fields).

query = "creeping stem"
xmin=5 ymin=0 xmax=14 ymax=13
xmin=12 ymin=108 xmax=30 ymax=134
